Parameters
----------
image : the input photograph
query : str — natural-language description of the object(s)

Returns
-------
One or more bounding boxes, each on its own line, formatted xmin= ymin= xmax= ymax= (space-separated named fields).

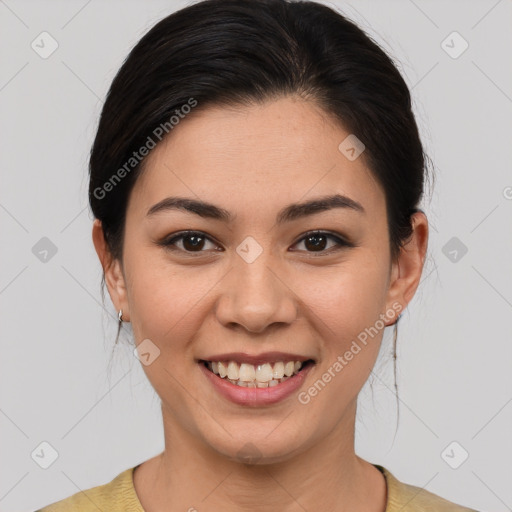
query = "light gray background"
xmin=1 ymin=1 xmax=511 ymax=511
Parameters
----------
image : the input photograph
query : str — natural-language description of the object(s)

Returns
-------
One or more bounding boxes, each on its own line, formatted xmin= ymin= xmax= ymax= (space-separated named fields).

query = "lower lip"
xmin=199 ymin=362 xmax=314 ymax=406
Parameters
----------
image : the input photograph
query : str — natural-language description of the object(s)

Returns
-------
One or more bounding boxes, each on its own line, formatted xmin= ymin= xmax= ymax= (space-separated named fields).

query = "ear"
xmin=384 ymin=211 xmax=429 ymax=325
xmin=92 ymin=219 xmax=130 ymax=322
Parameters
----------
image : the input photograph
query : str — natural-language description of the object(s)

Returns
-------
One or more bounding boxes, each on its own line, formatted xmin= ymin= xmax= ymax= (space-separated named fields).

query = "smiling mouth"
xmin=200 ymin=359 xmax=315 ymax=388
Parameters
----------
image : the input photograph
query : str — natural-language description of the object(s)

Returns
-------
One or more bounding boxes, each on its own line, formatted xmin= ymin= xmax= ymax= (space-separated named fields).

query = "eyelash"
xmin=158 ymin=230 xmax=354 ymax=256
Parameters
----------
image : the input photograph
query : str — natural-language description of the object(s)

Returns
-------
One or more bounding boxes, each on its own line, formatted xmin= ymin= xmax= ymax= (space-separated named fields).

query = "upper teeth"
xmin=208 ymin=360 xmax=304 ymax=383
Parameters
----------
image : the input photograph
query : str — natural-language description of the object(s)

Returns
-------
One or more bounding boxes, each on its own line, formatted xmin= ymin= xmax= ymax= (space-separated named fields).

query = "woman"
xmin=38 ymin=0 xmax=478 ymax=510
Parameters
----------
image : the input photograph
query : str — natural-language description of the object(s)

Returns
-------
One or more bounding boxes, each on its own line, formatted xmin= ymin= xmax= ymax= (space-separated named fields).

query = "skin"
xmin=93 ymin=95 xmax=428 ymax=512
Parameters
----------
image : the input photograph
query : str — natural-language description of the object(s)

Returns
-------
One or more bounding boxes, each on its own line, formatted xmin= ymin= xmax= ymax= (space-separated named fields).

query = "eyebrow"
xmin=146 ymin=193 xmax=365 ymax=224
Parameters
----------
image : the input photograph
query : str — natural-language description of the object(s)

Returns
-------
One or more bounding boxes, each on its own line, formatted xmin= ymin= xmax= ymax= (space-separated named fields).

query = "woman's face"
xmin=96 ymin=96 xmax=426 ymax=463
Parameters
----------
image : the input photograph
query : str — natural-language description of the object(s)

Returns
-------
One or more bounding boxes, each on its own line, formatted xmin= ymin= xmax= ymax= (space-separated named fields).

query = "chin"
xmin=202 ymin=423 xmax=311 ymax=466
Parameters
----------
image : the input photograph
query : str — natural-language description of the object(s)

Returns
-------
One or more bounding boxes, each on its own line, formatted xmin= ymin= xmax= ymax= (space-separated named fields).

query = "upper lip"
xmin=199 ymin=352 xmax=315 ymax=365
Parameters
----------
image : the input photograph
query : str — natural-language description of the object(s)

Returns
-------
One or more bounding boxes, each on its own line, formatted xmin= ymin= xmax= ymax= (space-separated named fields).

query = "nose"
xmin=215 ymin=252 xmax=298 ymax=334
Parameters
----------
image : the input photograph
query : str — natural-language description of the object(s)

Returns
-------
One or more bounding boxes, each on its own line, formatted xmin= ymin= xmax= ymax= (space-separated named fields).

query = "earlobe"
xmin=385 ymin=211 xmax=429 ymax=324
xmin=92 ymin=219 xmax=130 ymax=321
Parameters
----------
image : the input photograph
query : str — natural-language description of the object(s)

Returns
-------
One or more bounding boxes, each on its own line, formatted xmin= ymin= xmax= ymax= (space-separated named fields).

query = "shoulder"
xmin=36 ymin=466 xmax=143 ymax=512
xmin=377 ymin=465 xmax=479 ymax=512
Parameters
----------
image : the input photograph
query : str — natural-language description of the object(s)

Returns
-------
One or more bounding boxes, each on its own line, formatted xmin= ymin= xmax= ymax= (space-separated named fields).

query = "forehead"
xmin=127 ymin=96 xmax=384 ymax=223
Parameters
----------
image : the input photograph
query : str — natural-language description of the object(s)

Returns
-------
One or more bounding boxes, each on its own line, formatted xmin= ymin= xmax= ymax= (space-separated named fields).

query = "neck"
xmin=134 ymin=401 xmax=387 ymax=512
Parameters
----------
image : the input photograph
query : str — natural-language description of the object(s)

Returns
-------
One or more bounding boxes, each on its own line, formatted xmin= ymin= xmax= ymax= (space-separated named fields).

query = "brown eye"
xmin=160 ymin=231 xmax=219 ymax=253
xmin=292 ymin=231 xmax=351 ymax=254
xmin=304 ymin=233 xmax=329 ymax=251
xmin=181 ymin=233 xmax=206 ymax=251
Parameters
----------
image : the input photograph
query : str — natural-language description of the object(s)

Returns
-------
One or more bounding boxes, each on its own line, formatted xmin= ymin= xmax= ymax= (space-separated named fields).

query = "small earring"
xmin=118 ymin=309 xmax=124 ymax=323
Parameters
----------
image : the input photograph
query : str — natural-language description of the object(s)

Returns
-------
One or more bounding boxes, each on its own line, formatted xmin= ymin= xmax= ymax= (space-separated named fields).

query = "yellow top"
xmin=36 ymin=464 xmax=478 ymax=511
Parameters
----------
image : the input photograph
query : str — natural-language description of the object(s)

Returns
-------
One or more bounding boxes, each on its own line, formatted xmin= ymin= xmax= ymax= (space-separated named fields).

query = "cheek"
xmin=129 ymin=272 xmax=201 ymax=346
xmin=124 ymin=256 xmax=207 ymax=410
xmin=124 ymin=246 xmax=226 ymax=360
xmin=294 ymin=251 xmax=390 ymax=397
xmin=294 ymin=267 xmax=389 ymax=414
xmin=299 ymin=254 xmax=389 ymax=337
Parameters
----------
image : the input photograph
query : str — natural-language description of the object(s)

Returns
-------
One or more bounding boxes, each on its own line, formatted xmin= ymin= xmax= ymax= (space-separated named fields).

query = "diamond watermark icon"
xmin=442 ymin=236 xmax=468 ymax=263
xmin=236 ymin=442 xmax=263 ymax=464
xmin=338 ymin=134 xmax=365 ymax=161
xmin=32 ymin=237 xmax=58 ymax=263
xmin=134 ymin=338 xmax=161 ymax=366
xmin=31 ymin=441 xmax=59 ymax=469
xmin=441 ymin=31 xmax=469 ymax=59
xmin=441 ymin=441 xmax=469 ymax=469
xmin=31 ymin=31 xmax=59 ymax=59
xmin=236 ymin=236 xmax=263 ymax=264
